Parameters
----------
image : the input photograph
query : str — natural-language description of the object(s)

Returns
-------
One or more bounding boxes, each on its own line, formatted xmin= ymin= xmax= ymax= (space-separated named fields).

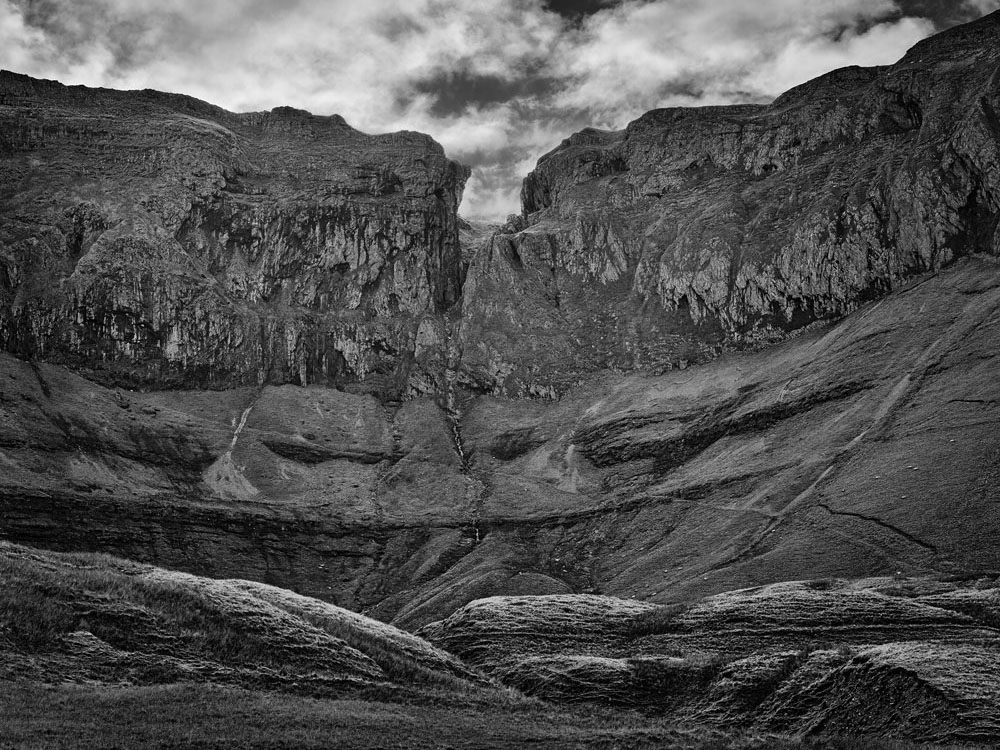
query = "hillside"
xmin=4 ymin=540 xmax=996 ymax=748
xmin=1 ymin=10 xmax=1000 ymax=748
xmin=2 ymin=253 xmax=997 ymax=626
xmin=0 ymin=541 xmax=487 ymax=698
xmin=421 ymin=579 xmax=1000 ymax=743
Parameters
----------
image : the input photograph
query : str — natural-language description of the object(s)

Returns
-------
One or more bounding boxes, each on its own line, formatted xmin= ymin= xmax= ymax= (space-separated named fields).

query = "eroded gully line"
xmin=722 ymin=281 xmax=1000 ymax=565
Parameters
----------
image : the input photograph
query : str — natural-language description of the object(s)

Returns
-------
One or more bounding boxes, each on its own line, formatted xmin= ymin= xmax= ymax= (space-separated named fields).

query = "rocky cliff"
xmin=1 ymin=12 xmax=999 ymax=643
xmin=4 ymin=15 xmax=999 ymax=399
xmin=4 ymin=12 xmax=1000 ymax=746
xmin=458 ymin=12 xmax=1000 ymax=396
xmin=0 ymin=71 xmax=469 ymax=394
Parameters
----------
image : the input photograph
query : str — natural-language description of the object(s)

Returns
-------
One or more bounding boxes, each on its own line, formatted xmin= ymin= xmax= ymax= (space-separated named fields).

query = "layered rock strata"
xmin=459 ymin=12 xmax=1000 ymax=395
xmin=0 ymin=71 xmax=469 ymax=394
xmin=1 ymin=13 xmax=1000 ymax=637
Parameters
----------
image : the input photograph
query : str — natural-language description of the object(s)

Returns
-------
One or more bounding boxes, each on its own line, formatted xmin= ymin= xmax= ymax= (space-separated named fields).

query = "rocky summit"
xmin=0 ymin=70 xmax=468 ymax=395
xmin=466 ymin=12 xmax=1000 ymax=396
xmin=2 ymin=10 xmax=1000 ymax=749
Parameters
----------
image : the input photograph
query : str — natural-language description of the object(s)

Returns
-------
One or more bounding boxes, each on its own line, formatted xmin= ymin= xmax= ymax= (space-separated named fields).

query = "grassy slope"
xmin=0 ymin=541 xmax=485 ymax=699
xmin=3 ymin=544 xmax=997 ymax=748
xmin=0 ymin=682 xmax=988 ymax=750
xmin=419 ymin=582 xmax=1000 ymax=743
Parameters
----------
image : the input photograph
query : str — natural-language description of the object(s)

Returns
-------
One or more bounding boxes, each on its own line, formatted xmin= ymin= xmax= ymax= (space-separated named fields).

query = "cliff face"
xmin=4 ymin=15 xmax=999 ymax=399
xmin=2 ymin=14 xmax=1000 ymax=639
xmin=0 ymin=71 xmax=469 ymax=394
xmin=459 ymin=13 xmax=1000 ymax=396
xmin=3 ymin=255 xmax=998 ymax=630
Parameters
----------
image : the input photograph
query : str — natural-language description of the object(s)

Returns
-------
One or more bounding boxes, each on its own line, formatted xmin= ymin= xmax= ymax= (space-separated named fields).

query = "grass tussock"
xmin=1 ymin=549 xmax=302 ymax=669
xmin=627 ymin=602 xmax=691 ymax=637
xmin=0 ymin=682 xmax=991 ymax=750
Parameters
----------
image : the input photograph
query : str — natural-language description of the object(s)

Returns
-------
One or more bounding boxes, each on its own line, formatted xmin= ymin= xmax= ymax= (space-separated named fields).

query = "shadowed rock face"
xmin=0 ymin=71 xmax=469 ymax=395
xmin=459 ymin=12 xmax=1000 ymax=396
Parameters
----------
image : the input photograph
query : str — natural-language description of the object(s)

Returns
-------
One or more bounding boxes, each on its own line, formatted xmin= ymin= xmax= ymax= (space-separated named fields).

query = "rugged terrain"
xmin=0 ymin=70 xmax=468 ymax=395
xmin=3 ymin=542 xmax=997 ymax=747
xmin=3 ymin=254 xmax=997 ymax=628
xmin=1 ymin=10 xmax=1000 ymax=749
xmin=462 ymin=12 xmax=1000 ymax=395
xmin=0 ymin=541 xmax=487 ymax=698
xmin=422 ymin=579 xmax=1000 ymax=743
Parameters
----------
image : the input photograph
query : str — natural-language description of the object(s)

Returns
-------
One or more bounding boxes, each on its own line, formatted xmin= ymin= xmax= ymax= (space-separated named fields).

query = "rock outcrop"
xmin=1 ymin=11 xmax=999 ymax=647
xmin=0 ymin=71 xmax=469 ymax=394
xmin=458 ymin=12 xmax=1000 ymax=396
xmin=3 ymin=254 xmax=998 ymax=630
xmin=421 ymin=578 xmax=1000 ymax=743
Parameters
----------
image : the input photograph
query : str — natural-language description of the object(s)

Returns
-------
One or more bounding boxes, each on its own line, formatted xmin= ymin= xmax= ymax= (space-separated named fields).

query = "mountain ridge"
xmin=1 ymin=16 xmax=999 ymax=742
xmin=3 ymin=12 xmax=1000 ymax=746
xmin=478 ymin=9 xmax=999 ymax=397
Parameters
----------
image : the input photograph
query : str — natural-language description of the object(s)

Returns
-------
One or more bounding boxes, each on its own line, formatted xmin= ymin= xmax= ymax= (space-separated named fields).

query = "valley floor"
xmin=0 ymin=682 xmax=988 ymax=750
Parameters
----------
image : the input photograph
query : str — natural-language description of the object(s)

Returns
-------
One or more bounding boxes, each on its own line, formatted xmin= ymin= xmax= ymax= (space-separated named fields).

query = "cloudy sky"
xmin=2 ymin=0 xmax=998 ymax=218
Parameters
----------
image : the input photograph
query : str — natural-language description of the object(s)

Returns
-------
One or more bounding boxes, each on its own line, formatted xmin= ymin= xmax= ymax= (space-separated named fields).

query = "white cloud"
xmin=548 ymin=0 xmax=918 ymax=123
xmin=969 ymin=0 xmax=1000 ymax=14
xmin=748 ymin=17 xmax=935 ymax=95
xmin=0 ymin=0 xmax=980 ymax=218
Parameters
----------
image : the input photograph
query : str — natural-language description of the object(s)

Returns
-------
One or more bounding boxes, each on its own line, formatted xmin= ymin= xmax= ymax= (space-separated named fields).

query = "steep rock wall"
xmin=0 ymin=71 xmax=469 ymax=394
xmin=459 ymin=13 xmax=1000 ymax=396
xmin=2 ymin=14 xmax=1000 ymax=637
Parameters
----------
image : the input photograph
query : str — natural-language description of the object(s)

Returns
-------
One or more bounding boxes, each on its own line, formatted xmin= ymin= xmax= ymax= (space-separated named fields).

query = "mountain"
xmin=421 ymin=580 xmax=1000 ymax=744
xmin=3 ymin=12 xmax=999 ymax=626
xmin=461 ymin=11 xmax=1000 ymax=396
xmin=0 ymin=70 xmax=468 ymax=396
xmin=2 ymin=10 xmax=1000 ymax=747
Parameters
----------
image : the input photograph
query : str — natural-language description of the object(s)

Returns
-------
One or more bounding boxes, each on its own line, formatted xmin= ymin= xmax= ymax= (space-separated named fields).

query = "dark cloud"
xmin=413 ymin=70 xmax=556 ymax=117
xmin=1 ymin=0 xmax=997 ymax=219
xmin=895 ymin=0 xmax=997 ymax=29
xmin=544 ymin=0 xmax=618 ymax=19
xmin=375 ymin=14 xmax=427 ymax=42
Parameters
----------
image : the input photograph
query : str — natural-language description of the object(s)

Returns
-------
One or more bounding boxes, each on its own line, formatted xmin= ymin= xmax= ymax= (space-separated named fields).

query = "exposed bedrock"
xmin=1 ymin=14 xmax=1000 ymax=638
xmin=460 ymin=13 xmax=1000 ymax=395
xmin=0 ymin=70 xmax=468 ymax=394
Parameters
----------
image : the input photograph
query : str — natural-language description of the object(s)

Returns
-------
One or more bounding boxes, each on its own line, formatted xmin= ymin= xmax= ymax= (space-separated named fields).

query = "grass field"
xmin=0 ymin=682 xmax=990 ymax=750
xmin=3 ymin=544 xmax=996 ymax=749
